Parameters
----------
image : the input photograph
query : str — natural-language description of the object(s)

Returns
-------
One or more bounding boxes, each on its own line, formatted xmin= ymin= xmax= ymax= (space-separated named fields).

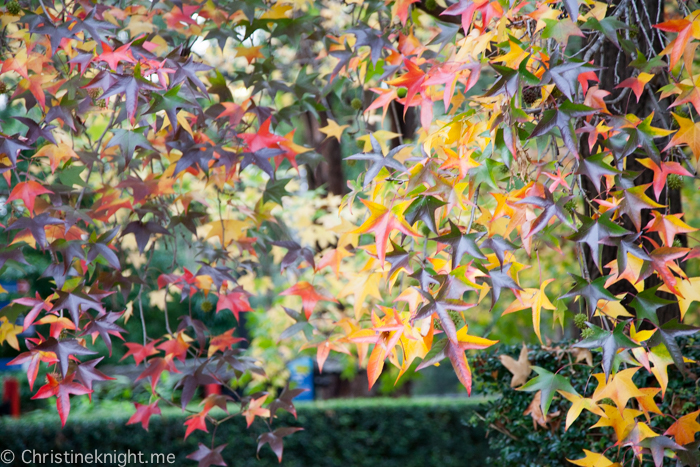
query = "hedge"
xmin=472 ymin=337 xmax=700 ymax=467
xmin=0 ymin=397 xmax=491 ymax=466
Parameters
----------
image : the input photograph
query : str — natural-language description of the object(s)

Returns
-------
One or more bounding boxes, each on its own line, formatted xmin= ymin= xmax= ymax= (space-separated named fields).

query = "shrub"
xmin=0 ymin=398 xmax=491 ymax=467
xmin=474 ymin=339 xmax=700 ymax=467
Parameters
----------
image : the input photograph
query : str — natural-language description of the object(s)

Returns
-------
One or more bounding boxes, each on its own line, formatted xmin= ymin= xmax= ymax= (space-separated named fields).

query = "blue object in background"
xmin=0 ymin=280 xmax=16 ymax=310
xmin=288 ymin=356 xmax=314 ymax=401
xmin=0 ymin=358 xmax=22 ymax=372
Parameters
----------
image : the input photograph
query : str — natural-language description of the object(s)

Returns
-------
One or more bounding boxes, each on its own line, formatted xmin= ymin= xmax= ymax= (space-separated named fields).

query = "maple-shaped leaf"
xmin=568 ymin=450 xmax=618 ymax=467
xmin=519 ymin=366 xmax=578 ymax=415
xmin=441 ymin=0 xmax=502 ymax=32
xmin=177 ymin=363 xmax=218 ymax=409
xmin=7 ymin=343 xmax=58 ymax=391
xmin=347 ymin=25 xmax=393 ymax=66
xmin=34 ymin=337 xmax=97 ymax=378
xmin=207 ymin=329 xmax=245 ymax=357
xmin=575 ymin=323 xmax=639 ymax=380
xmin=499 ymin=344 xmax=532 ymax=388
xmin=637 ymin=157 xmax=693 ymax=200
xmin=447 ymin=326 xmax=499 ymax=395
xmin=240 ymin=118 xmax=285 ymax=153
xmin=184 ymin=410 xmax=210 ymax=439
xmin=13 ymin=293 xmax=51 ymax=331
xmin=263 ymin=177 xmax=292 ymax=205
xmin=665 ymin=112 xmax=700 ymax=163
xmin=187 ymin=443 xmax=227 ymax=467
xmin=516 ymin=189 xmax=576 ymax=239
xmin=240 ymin=148 xmax=282 ymax=179
xmin=665 ymin=411 xmax=700 ymax=447
xmin=100 ymin=64 xmax=162 ymax=123
xmin=146 ymin=84 xmax=197 ymax=131
xmin=50 ymin=290 xmax=105 ymax=330
xmin=271 ymin=240 xmax=315 ymax=271
xmin=384 ymin=240 xmax=414 ymax=280
xmin=0 ymin=135 xmax=31 ymax=168
xmin=243 ymin=396 xmax=270 ymax=427
xmin=7 ymin=181 xmax=53 ymax=215
xmin=541 ymin=18 xmax=584 ymax=45
xmin=352 ymin=198 xmax=419 ymax=263
xmin=568 ymin=211 xmax=630 ymax=269
xmin=157 ymin=333 xmax=190 ymax=363
xmin=639 ymin=435 xmax=685 ymax=467
xmin=637 ymin=246 xmax=689 ymax=296
xmin=135 ymin=356 xmax=180 ymax=393
xmin=575 ymin=152 xmax=620 ymax=192
xmin=541 ymin=61 xmax=592 ymax=102
xmin=485 ymin=262 xmax=524 ymax=308
xmin=72 ymin=9 xmax=115 ymax=44
xmin=430 ymin=221 xmax=486 ymax=268
xmin=582 ymin=16 xmax=628 ymax=48
xmin=600 ymin=232 xmax=651 ymax=274
xmin=121 ymin=340 xmax=161 ymax=366
xmin=404 ymin=195 xmax=446 ymax=234
xmin=612 ymin=184 xmax=664 ymax=232
xmin=81 ymin=312 xmax=126 ymax=356
xmin=32 ymin=373 xmax=92 ymax=427
xmin=96 ymin=41 xmax=136 ymax=71
xmin=560 ymin=274 xmax=616 ymax=318
xmin=413 ymin=289 xmax=473 ymax=344
xmin=629 ymin=285 xmax=674 ymax=327
xmin=71 ymin=357 xmax=115 ymax=392
xmin=7 ymin=213 xmax=64 ymax=249
xmin=127 ymin=400 xmax=161 ymax=432
xmin=280 ymin=282 xmax=338 ymax=319
xmin=257 ymin=427 xmax=304 ymax=463
xmin=648 ymin=319 xmax=699 ymax=373
xmin=346 ymin=135 xmax=410 ymax=188
xmin=481 ymin=235 xmax=517 ymax=270
xmin=170 ymin=55 xmax=212 ymax=95
xmin=121 ymin=221 xmax=172 ymax=254
xmin=216 ymin=289 xmax=252 ymax=322
xmin=616 ymin=72 xmax=654 ymax=102
xmin=530 ymin=101 xmax=597 ymax=157
xmin=645 ymin=212 xmax=697 ymax=247
xmin=503 ymin=279 xmax=556 ymax=343
xmin=269 ymin=384 xmax=306 ymax=419
xmin=485 ymin=61 xmax=539 ymax=98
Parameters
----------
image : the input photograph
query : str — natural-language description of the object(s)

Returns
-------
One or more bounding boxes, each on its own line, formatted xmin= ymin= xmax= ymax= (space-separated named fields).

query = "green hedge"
xmin=472 ymin=337 xmax=700 ymax=467
xmin=0 ymin=397 xmax=491 ymax=466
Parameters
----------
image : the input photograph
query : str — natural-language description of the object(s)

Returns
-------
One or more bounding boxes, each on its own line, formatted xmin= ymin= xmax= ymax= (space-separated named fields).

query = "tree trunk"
xmin=584 ymin=0 xmax=683 ymax=324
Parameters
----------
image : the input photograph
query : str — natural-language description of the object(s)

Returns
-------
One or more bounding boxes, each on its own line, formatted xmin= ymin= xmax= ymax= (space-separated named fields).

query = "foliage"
xmin=474 ymin=339 xmax=700 ymax=466
xmin=1 ymin=0 xmax=700 ymax=464
xmin=0 ymin=397 xmax=491 ymax=467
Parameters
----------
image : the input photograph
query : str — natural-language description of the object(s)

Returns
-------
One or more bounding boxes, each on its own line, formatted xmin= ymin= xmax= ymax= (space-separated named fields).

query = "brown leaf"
xmin=498 ymin=343 xmax=531 ymax=387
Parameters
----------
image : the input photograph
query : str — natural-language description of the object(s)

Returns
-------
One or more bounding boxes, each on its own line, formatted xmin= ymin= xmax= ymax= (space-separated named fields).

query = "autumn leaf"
xmin=32 ymin=373 xmax=92 ymax=427
xmin=280 ymin=282 xmax=338 ymax=319
xmin=352 ymin=199 xmax=419 ymax=263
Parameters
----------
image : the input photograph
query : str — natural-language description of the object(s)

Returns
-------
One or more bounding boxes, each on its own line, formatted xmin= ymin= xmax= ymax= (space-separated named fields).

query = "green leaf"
xmin=263 ymin=177 xmax=292 ymax=205
xmin=58 ymin=165 xmax=87 ymax=187
xmin=519 ymin=366 xmax=578 ymax=415
xmin=573 ymin=323 xmax=639 ymax=380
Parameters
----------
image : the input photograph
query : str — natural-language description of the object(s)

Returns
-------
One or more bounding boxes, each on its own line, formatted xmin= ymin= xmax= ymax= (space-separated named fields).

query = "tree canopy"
xmin=1 ymin=0 xmax=700 ymax=464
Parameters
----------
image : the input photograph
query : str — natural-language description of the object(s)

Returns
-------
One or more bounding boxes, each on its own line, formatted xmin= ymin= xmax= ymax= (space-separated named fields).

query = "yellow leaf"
xmin=659 ymin=276 xmax=700 ymax=320
xmin=319 ymin=119 xmax=349 ymax=142
xmin=592 ymin=368 xmax=644 ymax=414
xmin=667 ymin=112 xmax=700 ymax=163
xmin=502 ymin=278 xmax=556 ymax=343
xmin=559 ymin=391 xmax=605 ymax=430
xmin=568 ymin=449 xmax=620 ymax=467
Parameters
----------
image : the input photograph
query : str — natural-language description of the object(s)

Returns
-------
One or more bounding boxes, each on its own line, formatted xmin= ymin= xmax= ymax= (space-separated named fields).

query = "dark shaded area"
xmin=0 ymin=399 xmax=491 ymax=467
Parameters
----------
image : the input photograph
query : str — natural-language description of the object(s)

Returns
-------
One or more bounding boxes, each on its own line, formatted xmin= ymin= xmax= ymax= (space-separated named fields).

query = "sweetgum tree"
xmin=1 ymin=0 xmax=700 ymax=465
